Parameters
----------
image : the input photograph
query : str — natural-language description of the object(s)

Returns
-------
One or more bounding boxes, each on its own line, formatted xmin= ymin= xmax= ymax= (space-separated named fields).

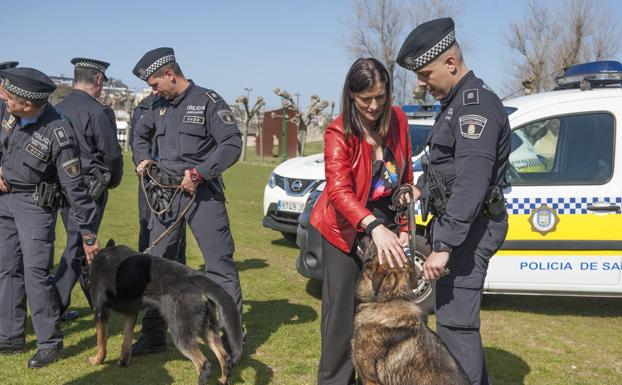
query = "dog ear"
xmin=105 ymin=239 xmax=115 ymax=248
xmin=371 ymin=267 xmax=387 ymax=296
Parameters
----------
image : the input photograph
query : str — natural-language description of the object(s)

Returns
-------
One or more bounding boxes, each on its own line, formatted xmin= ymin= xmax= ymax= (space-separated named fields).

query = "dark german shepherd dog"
xmin=352 ymin=238 xmax=470 ymax=385
xmin=87 ymin=240 xmax=243 ymax=385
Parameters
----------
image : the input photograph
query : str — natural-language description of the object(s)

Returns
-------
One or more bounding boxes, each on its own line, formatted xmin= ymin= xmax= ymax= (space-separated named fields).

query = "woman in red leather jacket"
xmin=311 ymin=58 xmax=414 ymax=385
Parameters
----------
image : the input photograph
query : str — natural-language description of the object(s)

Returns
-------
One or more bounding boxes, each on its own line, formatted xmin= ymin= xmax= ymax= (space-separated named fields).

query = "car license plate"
xmin=278 ymin=200 xmax=305 ymax=213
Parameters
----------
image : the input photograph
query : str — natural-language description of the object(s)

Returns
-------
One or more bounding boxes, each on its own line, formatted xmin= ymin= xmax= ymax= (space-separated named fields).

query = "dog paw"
xmin=88 ymin=356 xmax=103 ymax=365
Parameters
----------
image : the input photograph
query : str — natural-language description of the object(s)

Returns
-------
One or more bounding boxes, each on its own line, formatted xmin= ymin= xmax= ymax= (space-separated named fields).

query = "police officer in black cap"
xmin=0 ymin=67 xmax=99 ymax=367
xmin=397 ymin=18 xmax=511 ymax=385
xmin=130 ymin=93 xmax=187 ymax=256
xmin=53 ymin=58 xmax=123 ymax=321
xmin=131 ymin=47 xmax=243 ymax=355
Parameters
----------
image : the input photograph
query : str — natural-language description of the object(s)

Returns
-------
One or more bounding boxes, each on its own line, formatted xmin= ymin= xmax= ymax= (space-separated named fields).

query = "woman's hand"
xmin=371 ymin=225 xmax=408 ymax=268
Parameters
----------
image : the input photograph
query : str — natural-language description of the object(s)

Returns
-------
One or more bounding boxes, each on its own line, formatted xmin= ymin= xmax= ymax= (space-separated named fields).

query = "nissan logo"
xmin=291 ymin=180 xmax=303 ymax=192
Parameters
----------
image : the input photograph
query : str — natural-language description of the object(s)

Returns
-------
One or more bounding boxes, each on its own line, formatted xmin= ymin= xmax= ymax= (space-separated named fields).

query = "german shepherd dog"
xmin=87 ymin=240 xmax=243 ymax=385
xmin=352 ymin=238 xmax=470 ymax=385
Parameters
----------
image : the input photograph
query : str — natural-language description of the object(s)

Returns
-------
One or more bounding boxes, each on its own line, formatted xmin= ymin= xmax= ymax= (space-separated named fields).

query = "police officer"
xmin=397 ymin=18 xmax=511 ymax=385
xmin=131 ymin=47 xmax=243 ymax=355
xmin=53 ymin=58 xmax=123 ymax=321
xmin=130 ymin=94 xmax=186 ymax=256
xmin=0 ymin=67 xmax=99 ymax=367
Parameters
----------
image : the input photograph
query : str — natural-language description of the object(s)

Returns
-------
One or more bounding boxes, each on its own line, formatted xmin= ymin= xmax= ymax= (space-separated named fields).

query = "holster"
xmin=33 ymin=181 xmax=65 ymax=210
xmin=88 ymin=168 xmax=111 ymax=200
xmin=483 ymin=185 xmax=506 ymax=218
xmin=421 ymin=167 xmax=452 ymax=222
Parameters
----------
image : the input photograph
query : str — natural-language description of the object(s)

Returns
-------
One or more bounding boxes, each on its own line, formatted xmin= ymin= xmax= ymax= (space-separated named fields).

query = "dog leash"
xmin=390 ymin=184 xmax=417 ymax=261
xmin=140 ymin=161 xmax=197 ymax=255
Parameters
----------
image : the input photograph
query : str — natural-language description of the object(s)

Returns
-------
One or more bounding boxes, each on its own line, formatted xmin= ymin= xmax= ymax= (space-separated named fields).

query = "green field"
xmin=0 ymin=150 xmax=621 ymax=385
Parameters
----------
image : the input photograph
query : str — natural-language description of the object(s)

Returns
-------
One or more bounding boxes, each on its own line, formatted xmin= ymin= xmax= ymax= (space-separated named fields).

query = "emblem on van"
xmin=529 ymin=204 xmax=559 ymax=235
xmin=291 ymin=180 xmax=303 ymax=192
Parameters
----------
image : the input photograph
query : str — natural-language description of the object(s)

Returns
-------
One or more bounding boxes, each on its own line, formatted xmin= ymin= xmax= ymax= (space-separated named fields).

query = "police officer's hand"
xmin=181 ymin=170 xmax=199 ymax=194
xmin=0 ymin=167 xmax=7 ymax=193
xmin=371 ymin=225 xmax=408 ymax=269
xmin=423 ymin=251 xmax=450 ymax=280
xmin=83 ymin=239 xmax=100 ymax=265
xmin=135 ymin=159 xmax=152 ymax=176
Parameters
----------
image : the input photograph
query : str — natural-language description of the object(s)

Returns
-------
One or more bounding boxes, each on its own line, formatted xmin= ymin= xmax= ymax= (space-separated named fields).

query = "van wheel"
xmin=411 ymin=235 xmax=435 ymax=314
xmin=281 ymin=231 xmax=297 ymax=243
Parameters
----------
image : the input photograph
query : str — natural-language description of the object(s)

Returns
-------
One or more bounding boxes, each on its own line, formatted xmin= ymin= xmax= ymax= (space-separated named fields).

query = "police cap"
xmin=397 ymin=17 xmax=456 ymax=72
xmin=0 ymin=67 xmax=56 ymax=100
xmin=71 ymin=57 xmax=110 ymax=81
xmin=0 ymin=61 xmax=18 ymax=70
xmin=132 ymin=47 xmax=176 ymax=81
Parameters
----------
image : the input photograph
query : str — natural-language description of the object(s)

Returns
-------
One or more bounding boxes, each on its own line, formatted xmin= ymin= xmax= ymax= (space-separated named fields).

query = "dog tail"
xmin=205 ymin=285 xmax=243 ymax=365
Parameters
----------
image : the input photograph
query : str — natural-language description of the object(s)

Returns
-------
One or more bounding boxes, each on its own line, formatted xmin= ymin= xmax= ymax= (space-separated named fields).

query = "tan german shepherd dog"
xmin=352 ymin=238 xmax=470 ymax=385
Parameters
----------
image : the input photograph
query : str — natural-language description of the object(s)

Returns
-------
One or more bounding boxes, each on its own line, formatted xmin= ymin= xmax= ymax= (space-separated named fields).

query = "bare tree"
xmin=274 ymin=88 xmax=329 ymax=156
xmin=344 ymin=0 xmax=461 ymax=105
xmin=235 ymin=95 xmax=265 ymax=161
xmin=507 ymin=0 xmax=621 ymax=96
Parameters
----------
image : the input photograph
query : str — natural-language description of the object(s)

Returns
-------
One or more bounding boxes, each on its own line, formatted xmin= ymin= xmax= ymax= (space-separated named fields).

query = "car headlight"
xmin=268 ymin=172 xmax=276 ymax=188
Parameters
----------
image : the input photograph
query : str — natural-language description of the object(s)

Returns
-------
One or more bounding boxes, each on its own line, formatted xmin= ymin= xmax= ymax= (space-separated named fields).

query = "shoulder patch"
xmin=206 ymin=90 xmax=223 ymax=104
xmin=54 ymin=126 xmax=71 ymax=148
xmin=217 ymin=109 xmax=236 ymax=125
xmin=459 ymin=114 xmax=487 ymax=139
xmin=463 ymin=89 xmax=479 ymax=106
xmin=62 ymin=158 xmax=81 ymax=178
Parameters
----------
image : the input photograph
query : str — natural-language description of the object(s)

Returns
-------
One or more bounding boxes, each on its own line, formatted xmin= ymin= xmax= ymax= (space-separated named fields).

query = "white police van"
xmin=262 ymin=107 xmax=436 ymax=241
xmin=297 ymin=61 xmax=622 ymax=313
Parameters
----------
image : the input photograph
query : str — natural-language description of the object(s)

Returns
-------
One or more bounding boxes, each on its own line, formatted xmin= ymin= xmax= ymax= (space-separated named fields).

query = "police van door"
xmin=486 ymin=98 xmax=622 ymax=296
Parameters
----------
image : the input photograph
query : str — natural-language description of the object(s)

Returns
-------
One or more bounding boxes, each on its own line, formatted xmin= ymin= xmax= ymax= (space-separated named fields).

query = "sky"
xmin=2 ymin=0 xmax=621 ymax=111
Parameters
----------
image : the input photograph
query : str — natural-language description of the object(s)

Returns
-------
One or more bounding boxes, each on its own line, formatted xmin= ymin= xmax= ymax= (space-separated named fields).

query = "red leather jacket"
xmin=310 ymin=106 xmax=413 ymax=253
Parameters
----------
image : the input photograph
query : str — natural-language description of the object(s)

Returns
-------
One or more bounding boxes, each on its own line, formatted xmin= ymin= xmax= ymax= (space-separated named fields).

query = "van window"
xmin=507 ymin=113 xmax=614 ymax=185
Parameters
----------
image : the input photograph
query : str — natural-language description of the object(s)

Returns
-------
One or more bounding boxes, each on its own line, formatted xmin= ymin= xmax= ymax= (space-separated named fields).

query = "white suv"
xmin=262 ymin=109 xmax=436 ymax=241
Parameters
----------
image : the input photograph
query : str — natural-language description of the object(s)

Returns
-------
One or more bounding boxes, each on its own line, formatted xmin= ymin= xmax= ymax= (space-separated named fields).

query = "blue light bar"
xmin=555 ymin=60 xmax=622 ymax=89
xmin=402 ymin=103 xmax=441 ymax=118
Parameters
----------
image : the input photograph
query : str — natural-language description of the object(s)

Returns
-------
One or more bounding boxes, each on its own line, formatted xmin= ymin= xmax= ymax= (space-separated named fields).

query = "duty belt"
xmin=7 ymin=183 xmax=37 ymax=193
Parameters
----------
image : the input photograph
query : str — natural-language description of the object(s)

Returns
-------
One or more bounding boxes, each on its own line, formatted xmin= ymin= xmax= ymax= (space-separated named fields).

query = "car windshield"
xmin=409 ymin=124 xmax=432 ymax=156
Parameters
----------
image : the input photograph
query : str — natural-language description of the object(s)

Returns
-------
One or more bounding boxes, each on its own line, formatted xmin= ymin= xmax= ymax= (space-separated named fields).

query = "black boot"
xmin=0 ymin=343 xmax=25 ymax=354
xmin=131 ymin=336 xmax=166 ymax=356
xmin=28 ymin=347 xmax=61 ymax=368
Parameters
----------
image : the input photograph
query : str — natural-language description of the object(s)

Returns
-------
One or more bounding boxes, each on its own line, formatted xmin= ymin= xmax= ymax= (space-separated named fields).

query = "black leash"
xmin=390 ymin=184 xmax=417 ymax=261
xmin=140 ymin=161 xmax=196 ymax=255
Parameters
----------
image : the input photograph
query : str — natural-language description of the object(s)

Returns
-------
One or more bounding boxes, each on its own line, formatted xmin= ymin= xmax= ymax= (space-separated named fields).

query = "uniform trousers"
xmin=139 ymin=183 xmax=242 ymax=343
xmin=54 ymin=191 xmax=107 ymax=311
xmin=0 ymin=192 xmax=62 ymax=349
xmin=317 ymin=237 xmax=362 ymax=385
xmin=434 ymin=214 xmax=508 ymax=385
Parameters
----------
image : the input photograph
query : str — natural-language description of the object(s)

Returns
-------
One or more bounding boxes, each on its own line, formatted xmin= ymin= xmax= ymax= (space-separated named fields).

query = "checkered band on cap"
xmin=403 ymin=30 xmax=455 ymax=71
xmin=2 ymin=79 xmax=51 ymax=100
xmin=73 ymin=61 xmax=107 ymax=73
xmin=140 ymin=54 xmax=175 ymax=80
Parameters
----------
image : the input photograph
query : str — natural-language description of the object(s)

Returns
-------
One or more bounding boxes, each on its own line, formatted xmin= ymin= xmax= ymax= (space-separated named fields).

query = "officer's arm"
xmin=95 ymin=108 xmax=123 ymax=188
xmin=132 ymin=107 xmax=155 ymax=166
xmin=433 ymin=104 xmax=501 ymax=247
xmin=53 ymin=122 xmax=98 ymax=235
xmin=194 ymin=99 xmax=242 ymax=180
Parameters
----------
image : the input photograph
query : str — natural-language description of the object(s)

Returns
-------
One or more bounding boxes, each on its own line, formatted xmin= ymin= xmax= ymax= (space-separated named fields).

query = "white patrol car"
xmin=262 ymin=106 xmax=436 ymax=241
xmin=297 ymin=60 xmax=622 ymax=313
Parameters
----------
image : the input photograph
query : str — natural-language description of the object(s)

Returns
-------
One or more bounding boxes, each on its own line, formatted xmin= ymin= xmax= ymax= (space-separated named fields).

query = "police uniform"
xmin=130 ymin=94 xmax=187 ymax=256
xmin=398 ymin=19 xmax=511 ymax=385
xmin=131 ymin=48 xmax=243 ymax=349
xmin=53 ymin=58 xmax=123 ymax=314
xmin=0 ymin=68 xmax=97 ymax=366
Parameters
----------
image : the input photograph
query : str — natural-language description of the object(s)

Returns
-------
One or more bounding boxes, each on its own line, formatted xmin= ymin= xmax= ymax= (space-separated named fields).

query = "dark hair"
xmin=74 ymin=67 xmax=102 ymax=85
xmin=151 ymin=62 xmax=184 ymax=79
xmin=341 ymin=58 xmax=392 ymax=138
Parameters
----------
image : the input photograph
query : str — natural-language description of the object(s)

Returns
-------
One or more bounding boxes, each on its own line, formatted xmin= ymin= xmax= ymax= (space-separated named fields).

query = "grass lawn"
xmin=0 ymin=146 xmax=621 ymax=385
